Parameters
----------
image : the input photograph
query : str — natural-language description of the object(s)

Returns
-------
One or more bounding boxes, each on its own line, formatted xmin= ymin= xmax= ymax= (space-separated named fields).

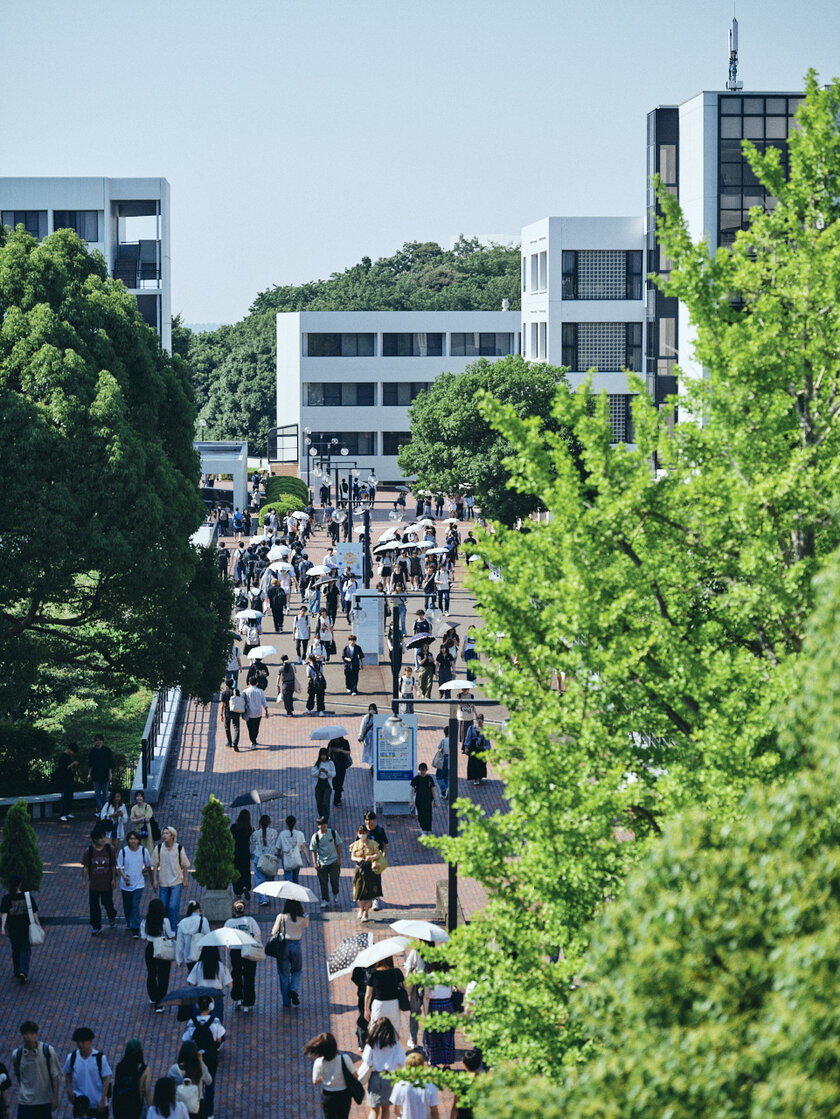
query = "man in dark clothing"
xmin=57 ymin=742 xmax=80 ymax=821
xmin=219 ymin=682 xmax=238 ymax=748
xmin=81 ymin=825 xmax=117 ymax=935
xmin=319 ymin=482 xmax=330 ymax=506
xmin=267 ymin=579 xmax=286 ymax=631
xmin=327 ymin=738 xmax=352 ymax=806
xmin=218 ymin=542 xmax=229 ymax=578
xmin=342 ymin=636 xmax=365 ymax=696
xmin=86 ymin=736 xmax=113 ymax=813
xmin=278 ymin=655 xmax=296 ymax=716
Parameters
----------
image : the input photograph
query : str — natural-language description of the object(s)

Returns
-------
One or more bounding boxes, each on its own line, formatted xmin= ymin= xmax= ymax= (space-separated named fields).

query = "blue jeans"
xmin=277 ymin=939 xmax=302 ymax=1006
xmin=437 ymin=752 xmax=449 ymax=798
xmin=437 ymin=588 xmax=450 ymax=611
xmin=284 ymin=867 xmax=300 ymax=883
xmin=93 ymin=780 xmax=109 ymax=812
xmin=159 ymin=884 xmax=182 ymax=930
xmin=121 ymin=888 xmax=143 ymax=930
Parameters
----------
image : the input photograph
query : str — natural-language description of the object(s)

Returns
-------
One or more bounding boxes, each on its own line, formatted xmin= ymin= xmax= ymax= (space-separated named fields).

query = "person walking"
xmin=364 ymin=956 xmax=407 ymax=1038
xmin=278 ymin=815 xmax=309 ymax=883
xmin=456 ymin=690 xmax=475 ymax=745
xmin=304 ymin=1032 xmax=358 ymax=1119
xmin=311 ymin=749 xmax=336 ymax=822
xmin=251 ymin=814 xmax=279 ymax=903
xmin=219 ymin=679 xmax=237 ymax=749
xmin=86 ymin=735 xmax=114 ymax=814
xmin=398 ymin=667 xmax=416 ymax=715
xmin=434 ymin=565 xmax=451 ymax=615
xmin=416 ymin=646 xmax=435 ymax=699
xmin=117 ymin=831 xmax=150 ymax=940
xmin=359 ymin=1018 xmax=406 ymax=1119
xmin=175 ymin=901 xmax=209 ymax=969
xmin=364 ymin=810 xmax=389 ymax=911
xmin=277 ymin=655 xmax=297 ymax=716
xmin=463 ymin=714 xmax=489 ymax=785
xmin=327 ymin=736 xmax=352 ymax=807
xmin=431 ymin=736 xmax=449 ymax=801
xmin=305 ymin=655 xmax=327 ymax=715
xmin=267 ymin=578 xmax=287 ymax=632
xmin=424 ymin=964 xmax=456 ymax=1067
xmin=63 ymin=1027 xmax=112 ymax=1119
xmin=273 ymin=898 xmax=309 ymax=1008
xmin=310 ymin=818 xmax=342 ymax=910
xmin=151 ymin=826 xmax=190 ymax=931
xmin=146 ymin=1076 xmax=190 ymax=1119
xmin=141 ymin=898 xmax=174 ymax=1012
xmin=389 ymin=1052 xmax=440 ymax=1119
xmin=229 ymin=810 xmax=253 ymax=900
xmin=129 ymin=790 xmax=156 ymax=856
xmin=358 ymin=704 xmax=378 ymax=769
xmin=410 ymin=764 xmax=438 ymax=837
xmin=318 ymin=609 xmax=335 ymax=662
xmin=1 ymin=875 xmax=44 ymax=984
xmin=176 ymin=1022 xmax=220 ymax=1119
xmin=342 ymin=635 xmax=364 ymax=696
xmin=350 ymin=826 xmax=382 ymax=923
xmin=242 ymin=682 xmax=270 ymax=748
xmin=57 ymin=741 xmax=80 ymax=821
xmin=225 ymin=899 xmax=262 ymax=1014
xmin=168 ymin=1041 xmax=212 ymax=1119
xmin=111 ymin=1039 xmax=151 ymax=1119
xmin=12 ymin=1019 xmax=61 ymax=1118
xmin=187 ymin=947 xmax=232 ymax=1024
xmin=82 ymin=824 xmax=118 ymax=936
xmin=293 ymin=607 xmax=310 ymax=664
xmin=99 ymin=791 xmax=129 ymax=849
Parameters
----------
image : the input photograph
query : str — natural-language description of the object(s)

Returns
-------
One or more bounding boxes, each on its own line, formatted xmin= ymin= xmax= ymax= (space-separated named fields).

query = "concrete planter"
xmin=201 ymin=887 xmax=233 ymax=923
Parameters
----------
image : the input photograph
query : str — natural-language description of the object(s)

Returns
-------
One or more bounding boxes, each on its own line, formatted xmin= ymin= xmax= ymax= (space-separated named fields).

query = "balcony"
xmin=113 ymin=239 xmax=160 ymax=289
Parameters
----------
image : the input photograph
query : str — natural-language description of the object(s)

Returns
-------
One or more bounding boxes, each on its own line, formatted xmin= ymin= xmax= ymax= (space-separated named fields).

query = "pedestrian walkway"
xmin=1 ymin=496 xmax=505 ymax=1118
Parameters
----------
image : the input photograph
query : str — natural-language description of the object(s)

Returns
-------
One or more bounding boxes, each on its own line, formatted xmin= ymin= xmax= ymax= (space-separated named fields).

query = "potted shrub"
xmin=192 ymin=795 xmax=236 ymax=921
xmin=0 ymin=800 xmax=44 ymax=891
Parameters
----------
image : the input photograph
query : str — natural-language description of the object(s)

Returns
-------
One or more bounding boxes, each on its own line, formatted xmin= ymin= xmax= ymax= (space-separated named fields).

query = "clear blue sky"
xmin=2 ymin=0 xmax=837 ymax=325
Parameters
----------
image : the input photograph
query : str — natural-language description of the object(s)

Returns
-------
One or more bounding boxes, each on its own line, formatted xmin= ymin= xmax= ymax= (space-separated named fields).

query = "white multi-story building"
xmin=0 ymin=177 xmax=172 ymax=351
xmin=520 ymin=216 xmax=646 ymax=443
xmin=277 ymin=309 xmax=521 ymax=481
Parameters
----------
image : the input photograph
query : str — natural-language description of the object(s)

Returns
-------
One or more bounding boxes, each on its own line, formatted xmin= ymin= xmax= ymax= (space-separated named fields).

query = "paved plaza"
xmin=1 ymin=501 xmax=505 ymax=1118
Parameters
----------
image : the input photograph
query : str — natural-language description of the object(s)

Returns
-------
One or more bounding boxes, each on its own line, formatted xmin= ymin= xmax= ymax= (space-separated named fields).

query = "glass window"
xmin=720 ymin=117 xmax=743 ymax=139
xmin=309 ymin=431 xmax=376 ymax=456
xmin=766 ymin=98 xmax=787 ymax=114
xmin=720 ymin=163 xmax=743 ymax=187
xmin=383 ymin=431 xmax=412 ymax=456
xmin=562 ymin=250 xmax=577 ymax=299
xmin=659 ymin=317 xmax=676 ymax=358
xmin=306 ymin=333 xmax=375 ymax=357
xmin=1 ymin=210 xmax=47 ymax=239
xmin=382 ymin=382 xmax=430 ymax=406
xmin=626 ymin=251 xmax=644 ymax=300
xmin=53 ymin=210 xmax=99 ymax=241
xmin=766 ymin=116 xmax=788 ymax=139
xmin=607 ymin=395 xmax=628 ymax=442
xmin=382 ymin=333 xmax=443 ymax=357
xmin=743 ymin=98 xmax=765 ymax=114
xmin=561 ymin=323 xmax=578 ymax=370
xmin=538 ymin=251 xmax=547 ymax=290
xmin=530 ymin=254 xmax=538 ymax=291
xmin=538 ymin=322 xmax=547 ymax=360
xmin=530 ymin=324 xmax=539 ymax=359
xmin=450 ymin=333 xmax=511 ymax=357
xmin=625 ymin=323 xmax=643 ymax=372
xmin=305 ymin=382 xmax=376 ymax=406
xmin=720 ymin=98 xmax=742 ymax=115
xmin=521 ymin=256 xmax=527 ymax=292
xmin=659 ymin=144 xmax=677 ymax=185
xmin=743 ymin=117 xmax=764 ymax=140
xmin=720 ymin=210 xmax=744 ymax=232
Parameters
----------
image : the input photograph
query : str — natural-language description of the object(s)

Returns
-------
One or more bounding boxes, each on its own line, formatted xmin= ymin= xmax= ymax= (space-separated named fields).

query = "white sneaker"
xmin=371 ymin=898 xmax=382 ymax=910
xmin=60 ymin=815 xmax=69 ymax=822
xmin=320 ymin=900 xmax=328 ymax=909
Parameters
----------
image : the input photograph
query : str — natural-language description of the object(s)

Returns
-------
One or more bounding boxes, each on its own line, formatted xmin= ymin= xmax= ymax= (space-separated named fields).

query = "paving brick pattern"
xmin=1 ymin=502 xmax=505 ymax=1118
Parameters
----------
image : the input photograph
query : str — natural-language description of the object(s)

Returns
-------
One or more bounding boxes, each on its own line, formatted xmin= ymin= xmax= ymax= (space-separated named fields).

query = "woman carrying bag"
xmin=304 ymin=1032 xmax=362 ymax=1119
xmin=0 ymin=874 xmax=45 ymax=983
xmin=349 ymin=826 xmax=383 ymax=923
xmin=251 ymin=814 xmax=279 ymax=905
xmin=272 ymin=899 xmax=309 ymax=1008
xmin=359 ymin=1017 xmax=406 ymax=1118
xmin=140 ymin=898 xmax=174 ymax=1012
xmin=278 ymin=815 xmax=310 ymax=884
xmin=225 ymin=899 xmax=263 ymax=1014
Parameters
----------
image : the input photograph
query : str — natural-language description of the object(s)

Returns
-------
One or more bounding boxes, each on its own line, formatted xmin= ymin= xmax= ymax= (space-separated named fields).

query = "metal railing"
xmin=140 ymin=688 xmax=178 ymax=788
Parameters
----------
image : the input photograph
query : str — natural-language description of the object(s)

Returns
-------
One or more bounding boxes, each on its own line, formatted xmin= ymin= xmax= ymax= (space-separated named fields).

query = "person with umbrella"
xmin=364 ymin=955 xmax=408 ymax=1038
xmin=272 ymin=897 xmax=309 ymax=1007
xmin=251 ymin=814 xmax=279 ymax=904
xmin=224 ymin=899 xmax=262 ymax=1014
xmin=326 ymin=735 xmax=352 ymax=807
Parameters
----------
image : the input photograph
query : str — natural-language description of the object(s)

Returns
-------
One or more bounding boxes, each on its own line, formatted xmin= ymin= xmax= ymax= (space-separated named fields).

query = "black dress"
xmin=230 ymin=826 xmax=252 ymax=896
xmin=411 ymin=773 xmax=436 ymax=832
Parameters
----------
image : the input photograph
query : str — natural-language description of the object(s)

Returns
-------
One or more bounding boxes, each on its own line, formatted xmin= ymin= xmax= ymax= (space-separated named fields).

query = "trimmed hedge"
xmin=265 ymin=475 xmax=309 ymax=504
xmin=258 ymin=492 xmax=304 ymax=526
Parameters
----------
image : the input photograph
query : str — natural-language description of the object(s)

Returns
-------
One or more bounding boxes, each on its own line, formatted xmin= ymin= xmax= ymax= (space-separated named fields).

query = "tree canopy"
xmin=428 ymin=72 xmax=840 ymax=1081
xmin=184 ymin=237 xmax=521 ymax=447
xmin=398 ymin=355 xmax=576 ymax=523
xmin=0 ymin=225 xmax=231 ymax=712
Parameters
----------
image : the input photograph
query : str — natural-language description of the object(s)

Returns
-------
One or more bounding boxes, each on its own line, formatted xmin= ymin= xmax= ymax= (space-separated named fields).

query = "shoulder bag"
xmin=153 ymin=935 xmax=176 ymax=960
xmin=188 ymin=917 xmax=210 ymax=962
xmin=265 ymin=915 xmax=287 ymax=961
xmin=25 ymin=893 xmax=45 ymax=946
xmin=257 ymin=851 xmax=279 ymax=876
xmin=339 ymin=1054 xmax=365 ymax=1105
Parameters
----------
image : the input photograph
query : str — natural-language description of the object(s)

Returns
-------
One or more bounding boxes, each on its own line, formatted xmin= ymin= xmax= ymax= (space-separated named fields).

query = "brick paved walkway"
xmin=1 ymin=500 xmax=505 ymax=1118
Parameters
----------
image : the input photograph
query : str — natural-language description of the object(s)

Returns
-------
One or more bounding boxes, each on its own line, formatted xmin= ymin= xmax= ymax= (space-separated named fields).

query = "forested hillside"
xmin=180 ymin=236 xmax=520 ymax=448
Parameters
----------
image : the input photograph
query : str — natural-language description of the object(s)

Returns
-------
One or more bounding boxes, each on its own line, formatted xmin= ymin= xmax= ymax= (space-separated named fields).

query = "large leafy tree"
xmin=431 ymin=73 xmax=840 ymax=1076
xmin=398 ymin=355 xmax=576 ymax=523
xmin=0 ymin=226 xmax=231 ymax=710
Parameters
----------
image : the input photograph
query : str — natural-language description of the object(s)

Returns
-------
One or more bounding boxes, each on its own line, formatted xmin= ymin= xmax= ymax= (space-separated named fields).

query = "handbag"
xmin=371 ymin=851 xmax=388 ymax=875
xmin=265 ymin=916 xmax=287 ymax=960
xmin=243 ymin=942 xmax=266 ymax=962
xmin=257 ymin=852 xmax=279 ymax=876
xmin=25 ymin=893 xmax=45 ymax=946
xmin=188 ymin=917 xmax=210 ymax=963
xmin=397 ymin=984 xmax=411 ymax=1013
xmin=293 ymin=675 xmax=302 ymax=694
xmin=153 ymin=936 xmax=176 ymax=960
xmin=340 ymin=1055 xmax=365 ymax=1105
xmin=432 ymin=744 xmax=446 ymax=770
xmin=175 ymin=1078 xmax=201 ymax=1115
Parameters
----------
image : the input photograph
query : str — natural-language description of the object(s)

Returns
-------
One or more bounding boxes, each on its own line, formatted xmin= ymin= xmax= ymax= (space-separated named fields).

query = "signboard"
xmin=335 ymin=542 xmax=363 ymax=578
xmin=372 ymin=713 xmax=417 ymax=813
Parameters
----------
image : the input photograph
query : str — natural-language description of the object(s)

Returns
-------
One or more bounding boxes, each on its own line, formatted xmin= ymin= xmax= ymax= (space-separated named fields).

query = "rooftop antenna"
xmin=726 ymin=15 xmax=743 ymax=91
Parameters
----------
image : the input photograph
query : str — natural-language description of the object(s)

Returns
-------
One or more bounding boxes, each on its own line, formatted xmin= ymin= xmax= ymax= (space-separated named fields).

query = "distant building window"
xmin=382 ymin=333 xmax=443 ymax=357
xmin=306 ymin=333 xmax=376 ymax=357
xmin=382 ymin=382 xmax=431 ymax=406
xmin=304 ymin=382 xmax=375 ymax=407
xmin=561 ymin=250 xmax=643 ymax=300
xmin=53 ymin=210 xmax=99 ymax=242
xmin=308 ymin=431 xmax=376 ymax=456
xmin=538 ymin=251 xmax=547 ymax=291
xmin=530 ymin=253 xmax=538 ymax=291
xmin=561 ymin=322 xmax=642 ymax=372
xmin=608 ymin=395 xmax=630 ymax=443
xmin=521 ymin=256 xmax=527 ymax=292
xmin=383 ymin=431 xmax=413 ymax=455
xmin=538 ymin=321 xmax=547 ymax=360
xmin=1 ymin=210 xmax=47 ymax=240
xmin=450 ymin=332 xmax=513 ymax=357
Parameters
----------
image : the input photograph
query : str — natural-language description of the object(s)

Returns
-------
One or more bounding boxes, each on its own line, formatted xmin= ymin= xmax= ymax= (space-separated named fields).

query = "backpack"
xmin=190 ymin=1014 xmax=220 ymax=1067
xmin=150 ymin=816 xmax=162 ymax=843
xmin=112 ymin=1063 xmax=146 ymax=1119
xmin=13 ymin=1043 xmax=54 ymax=1083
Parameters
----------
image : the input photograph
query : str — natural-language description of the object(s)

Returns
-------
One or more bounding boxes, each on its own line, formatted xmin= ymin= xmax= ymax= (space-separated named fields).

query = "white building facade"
xmin=0 ymin=176 xmax=172 ymax=351
xmin=520 ymin=216 xmax=646 ymax=443
xmin=277 ymin=309 xmax=521 ymax=481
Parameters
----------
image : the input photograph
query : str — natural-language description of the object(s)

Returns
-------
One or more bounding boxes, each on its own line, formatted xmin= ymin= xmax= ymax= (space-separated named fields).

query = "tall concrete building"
xmin=0 ymin=177 xmax=172 ymax=351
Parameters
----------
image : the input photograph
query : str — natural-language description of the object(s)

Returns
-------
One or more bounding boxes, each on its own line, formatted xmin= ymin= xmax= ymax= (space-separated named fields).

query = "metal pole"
xmin=363 ymin=508 xmax=371 ymax=589
xmin=447 ymin=703 xmax=460 ymax=932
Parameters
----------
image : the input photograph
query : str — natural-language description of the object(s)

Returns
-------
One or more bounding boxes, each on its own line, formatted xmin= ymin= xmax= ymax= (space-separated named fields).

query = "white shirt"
xmin=251 ymin=827 xmax=279 ymax=857
xmin=117 ymin=844 xmax=150 ymax=891
xmin=99 ymin=802 xmax=129 ymax=840
xmin=390 ymin=1080 xmax=440 ymax=1118
xmin=224 ymin=914 xmax=262 ymax=950
xmin=187 ymin=961 xmax=232 ymax=990
xmin=62 ymin=1049 xmax=113 ymax=1102
xmin=312 ymin=1053 xmax=355 ymax=1092
xmin=181 ymin=1014 xmax=226 ymax=1044
xmin=140 ymin=917 xmax=174 ymax=943
xmin=175 ymin=912 xmax=210 ymax=965
xmin=361 ymin=1041 xmax=406 ymax=1073
xmin=278 ymin=828 xmax=307 ymax=869
xmin=242 ymin=685 xmax=268 ymax=718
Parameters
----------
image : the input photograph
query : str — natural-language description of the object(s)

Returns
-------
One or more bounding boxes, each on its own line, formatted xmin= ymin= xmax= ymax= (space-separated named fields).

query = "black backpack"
xmin=112 ymin=1063 xmax=146 ymax=1119
xmin=191 ymin=1015 xmax=219 ymax=1070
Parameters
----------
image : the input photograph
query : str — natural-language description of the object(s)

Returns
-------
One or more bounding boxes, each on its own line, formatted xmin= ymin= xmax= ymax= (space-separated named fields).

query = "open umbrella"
xmin=235 ymin=609 xmax=263 ymax=621
xmin=395 ymin=486 xmax=410 ymax=492
xmin=269 ymin=561 xmax=294 ymax=573
xmin=249 ymin=533 xmax=271 ymax=544
xmin=390 ymin=920 xmax=450 ymax=943
xmin=355 ymin=526 xmax=367 ymax=535
xmin=467 ymin=554 xmax=483 ymax=563
xmin=310 ymin=725 xmax=348 ymax=740
xmin=327 ymin=932 xmax=374 ymax=981
xmin=404 ymin=633 xmax=438 ymax=648
xmin=247 ymin=645 xmax=277 ymax=660
xmin=253 ymin=881 xmax=319 ymax=903
xmin=195 ymin=927 xmax=258 ymax=950
xmin=230 ymin=788 xmax=285 ymax=807
xmin=306 ymin=565 xmax=330 ymax=576
xmin=431 ymin=620 xmax=460 ymax=638
xmin=427 ymin=547 xmax=450 ymax=555
xmin=291 ymin=511 xmax=309 ymax=519
xmin=268 ymin=545 xmax=290 ymax=560
xmin=415 ymin=540 xmax=436 ymax=548
xmin=352 ymin=935 xmax=410 ymax=969
xmin=418 ymin=518 xmax=435 ymax=527
xmin=310 ymin=576 xmax=337 ymax=589
xmin=157 ymin=986 xmax=220 ymax=1006
xmin=439 ymin=680 xmax=474 ymax=692
xmin=442 ymin=518 xmax=459 ymax=526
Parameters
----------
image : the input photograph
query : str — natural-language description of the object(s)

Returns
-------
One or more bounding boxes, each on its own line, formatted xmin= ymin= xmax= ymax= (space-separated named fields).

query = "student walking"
xmin=151 ymin=827 xmax=190 ymax=931
xmin=242 ymin=682 xmax=270 ymax=747
xmin=310 ymin=819 xmax=342 ymax=910
xmin=117 ymin=831 xmax=151 ymax=939
xmin=57 ymin=741 xmax=80 ymax=820
xmin=12 ymin=1019 xmax=62 ymax=1117
xmin=251 ymin=814 xmax=279 ymax=902
xmin=278 ymin=815 xmax=310 ymax=883
xmin=225 ymin=899 xmax=262 ymax=1013
xmin=1 ymin=875 xmax=44 ymax=983
xmin=277 ymin=656 xmax=297 ymax=716
xmin=141 ymin=898 xmax=174 ymax=1012
xmin=273 ymin=899 xmax=309 ymax=1008
xmin=410 ymin=764 xmax=438 ymax=837
xmin=304 ymin=1032 xmax=358 ymax=1119
xmin=86 ymin=735 xmax=114 ymax=813
xmin=311 ymin=749 xmax=336 ymax=822
xmin=63 ymin=1027 xmax=112 ymax=1119
xmin=342 ymin=635 xmax=365 ymax=695
xmin=82 ymin=824 xmax=118 ymax=935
